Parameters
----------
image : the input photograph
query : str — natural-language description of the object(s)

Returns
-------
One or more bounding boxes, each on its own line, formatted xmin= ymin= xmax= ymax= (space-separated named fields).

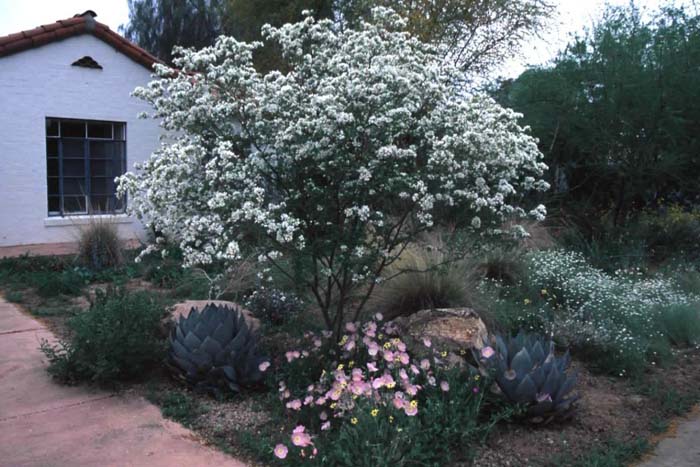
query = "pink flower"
xmin=351 ymin=368 xmax=364 ymax=381
xmin=472 ymin=387 xmax=480 ymax=394
xmin=440 ymin=381 xmax=450 ymax=392
xmin=313 ymin=338 xmax=322 ymax=348
xmin=398 ymin=352 xmax=410 ymax=365
xmin=368 ymin=342 xmax=380 ymax=357
xmin=428 ymin=376 xmax=436 ymax=386
xmin=396 ymin=341 xmax=407 ymax=352
xmin=404 ymin=402 xmax=418 ymax=416
xmin=481 ymin=346 xmax=495 ymax=359
xmin=375 ymin=312 xmax=384 ymax=321
xmin=319 ymin=411 xmax=328 ymax=421
xmin=344 ymin=340 xmax=356 ymax=351
xmin=423 ymin=338 xmax=432 ymax=348
xmin=392 ymin=393 xmax=406 ymax=409
xmin=410 ymin=364 xmax=420 ymax=375
xmin=274 ymin=444 xmax=288 ymax=459
xmin=291 ymin=431 xmax=313 ymax=447
xmin=258 ymin=361 xmax=270 ymax=372
xmin=399 ymin=369 xmax=408 ymax=380
xmin=367 ymin=362 xmax=378 ymax=372
xmin=293 ymin=425 xmax=306 ymax=434
xmin=383 ymin=350 xmax=395 ymax=362
xmin=321 ymin=421 xmax=331 ymax=431
xmin=315 ymin=396 xmax=327 ymax=406
xmin=286 ymin=399 xmax=302 ymax=410
xmin=346 ymin=322 xmax=357 ymax=333
xmin=404 ymin=384 xmax=418 ymax=396
xmin=285 ymin=351 xmax=301 ymax=362
xmin=420 ymin=359 xmax=430 ymax=371
xmin=303 ymin=396 xmax=314 ymax=406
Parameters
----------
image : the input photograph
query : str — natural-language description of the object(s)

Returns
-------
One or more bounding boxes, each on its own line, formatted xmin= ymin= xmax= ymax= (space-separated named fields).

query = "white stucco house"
xmin=0 ymin=10 xmax=161 ymax=256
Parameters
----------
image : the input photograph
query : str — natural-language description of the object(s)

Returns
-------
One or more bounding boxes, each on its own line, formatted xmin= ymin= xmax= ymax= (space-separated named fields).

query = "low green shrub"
xmin=658 ymin=304 xmax=700 ymax=347
xmin=40 ymin=287 xmax=165 ymax=385
xmin=34 ymin=269 xmax=86 ymax=297
xmin=5 ymin=290 xmax=23 ymax=303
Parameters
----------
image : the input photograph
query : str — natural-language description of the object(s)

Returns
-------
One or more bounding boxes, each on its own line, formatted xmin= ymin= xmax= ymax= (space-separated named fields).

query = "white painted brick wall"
xmin=0 ymin=34 xmax=161 ymax=247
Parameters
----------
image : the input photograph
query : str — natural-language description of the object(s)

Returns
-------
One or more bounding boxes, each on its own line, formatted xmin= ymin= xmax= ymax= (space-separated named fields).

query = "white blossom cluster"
xmin=117 ymin=8 xmax=548 ymax=275
xmin=524 ymin=250 xmax=699 ymax=375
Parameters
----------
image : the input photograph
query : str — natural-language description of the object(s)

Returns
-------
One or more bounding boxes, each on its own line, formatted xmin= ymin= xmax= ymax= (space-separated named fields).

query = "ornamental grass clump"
xmin=269 ymin=314 xmax=500 ymax=465
xmin=118 ymin=7 xmax=549 ymax=340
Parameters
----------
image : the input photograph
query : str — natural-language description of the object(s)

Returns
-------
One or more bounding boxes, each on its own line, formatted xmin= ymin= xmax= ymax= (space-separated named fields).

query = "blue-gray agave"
xmin=167 ymin=303 xmax=269 ymax=395
xmin=475 ymin=330 xmax=579 ymax=423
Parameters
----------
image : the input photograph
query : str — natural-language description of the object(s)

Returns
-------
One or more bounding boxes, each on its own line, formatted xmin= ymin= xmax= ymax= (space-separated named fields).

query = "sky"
xmin=0 ymin=0 xmax=697 ymax=78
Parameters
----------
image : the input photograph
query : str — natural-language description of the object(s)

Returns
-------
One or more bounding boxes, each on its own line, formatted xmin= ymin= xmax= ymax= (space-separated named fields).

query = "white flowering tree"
xmin=118 ymin=8 xmax=548 ymax=337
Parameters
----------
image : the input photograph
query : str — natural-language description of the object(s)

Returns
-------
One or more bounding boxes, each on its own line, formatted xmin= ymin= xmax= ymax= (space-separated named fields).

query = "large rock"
xmin=168 ymin=300 xmax=260 ymax=333
xmin=390 ymin=308 xmax=488 ymax=364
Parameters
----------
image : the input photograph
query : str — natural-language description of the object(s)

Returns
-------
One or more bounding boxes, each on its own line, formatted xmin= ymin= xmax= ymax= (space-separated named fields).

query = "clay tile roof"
xmin=0 ymin=11 xmax=161 ymax=70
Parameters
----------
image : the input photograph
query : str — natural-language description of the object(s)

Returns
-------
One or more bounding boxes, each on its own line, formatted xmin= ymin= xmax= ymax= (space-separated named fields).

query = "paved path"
xmin=636 ymin=406 xmax=700 ymax=467
xmin=0 ymin=296 xmax=248 ymax=467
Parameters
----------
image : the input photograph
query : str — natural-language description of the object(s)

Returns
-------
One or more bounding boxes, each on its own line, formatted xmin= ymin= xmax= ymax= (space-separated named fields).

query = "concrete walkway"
xmin=0 ymin=296 xmax=248 ymax=467
xmin=636 ymin=406 xmax=700 ymax=467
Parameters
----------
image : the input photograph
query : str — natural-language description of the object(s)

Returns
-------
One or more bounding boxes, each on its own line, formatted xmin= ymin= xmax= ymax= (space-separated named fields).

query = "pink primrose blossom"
xmin=420 ymin=359 xmax=431 ymax=371
xmin=346 ymin=322 xmax=357 ymax=333
xmin=286 ymin=399 xmax=302 ymax=410
xmin=410 ymin=364 xmax=420 ymax=375
xmin=274 ymin=444 xmax=288 ymax=459
xmin=423 ymin=338 xmax=432 ymax=348
xmin=398 ymin=352 xmax=410 ymax=365
xmin=258 ymin=361 xmax=270 ymax=372
xmin=321 ymin=421 xmax=331 ymax=431
xmin=440 ymin=381 xmax=450 ymax=392
xmin=383 ymin=350 xmax=395 ymax=362
xmin=404 ymin=404 xmax=418 ymax=416
xmin=367 ymin=362 xmax=378 ymax=372
xmin=291 ymin=431 xmax=313 ymax=448
xmin=481 ymin=346 xmax=495 ymax=359
xmin=399 ymin=369 xmax=408 ymax=380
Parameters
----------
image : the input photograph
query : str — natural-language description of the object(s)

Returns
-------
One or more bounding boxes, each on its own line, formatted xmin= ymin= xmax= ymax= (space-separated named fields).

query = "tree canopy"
xmin=495 ymin=4 xmax=700 ymax=225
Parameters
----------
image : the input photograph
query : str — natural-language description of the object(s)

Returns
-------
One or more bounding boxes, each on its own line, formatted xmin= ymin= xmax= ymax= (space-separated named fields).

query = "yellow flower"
xmin=351 ymin=417 xmax=358 ymax=425
xmin=340 ymin=335 xmax=348 ymax=344
xmin=474 ymin=375 xmax=480 ymax=381
xmin=383 ymin=342 xmax=392 ymax=349
xmin=371 ymin=409 xmax=379 ymax=417
xmin=389 ymin=415 xmax=394 ymax=423
xmin=459 ymin=349 xmax=466 ymax=355
xmin=440 ymin=351 xmax=448 ymax=357
xmin=337 ymin=364 xmax=344 ymax=371
xmin=378 ymin=334 xmax=384 ymax=339
xmin=330 ymin=402 xmax=337 ymax=409
xmin=409 ymin=400 xmax=418 ymax=408
xmin=541 ymin=289 xmax=548 ymax=295
xmin=524 ymin=298 xmax=531 ymax=305
xmin=348 ymin=361 xmax=354 ymax=368
xmin=386 ymin=382 xmax=396 ymax=389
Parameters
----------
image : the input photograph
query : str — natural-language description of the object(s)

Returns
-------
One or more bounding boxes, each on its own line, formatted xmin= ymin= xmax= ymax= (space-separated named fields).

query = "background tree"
xmin=120 ymin=0 xmax=227 ymax=64
xmin=495 ymin=4 xmax=700 ymax=226
xmin=336 ymin=0 xmax=554 ymax=76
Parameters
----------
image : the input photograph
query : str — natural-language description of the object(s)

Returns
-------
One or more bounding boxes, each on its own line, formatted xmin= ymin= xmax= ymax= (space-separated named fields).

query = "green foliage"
xmin=475 ymin=330 xmax=579 ymax=423
xmin=658 ymin=303 xmax=700 ymax=347
xmin=40 ymin=287 xmax=166 ymax=384
xmin=5 ymin=290 xmax=23 ymax=303
xmin=555 ymin=438 xmax=649 ymax=467
xmin=167 ymin=303 xmax=269 ymax=396
xmin=147 ymin=388 xmax=207 ymax=428
xmin=495 ymin=4 xmax=700 ymax=224
xmin=34 ymin=270 xmax=86 ymax=298
xmin=76 ymin=221 xmax=124 ymax=270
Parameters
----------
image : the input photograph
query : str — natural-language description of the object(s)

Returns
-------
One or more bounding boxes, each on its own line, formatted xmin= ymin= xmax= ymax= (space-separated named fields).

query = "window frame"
xmin=45 ymin=117 xmax=127 ymax=217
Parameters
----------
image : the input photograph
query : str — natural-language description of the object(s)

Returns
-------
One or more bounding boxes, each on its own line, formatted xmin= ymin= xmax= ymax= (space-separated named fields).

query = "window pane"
xmin=88 ymin=122 xmax=112 ymax=139
xmin=47 ymin=159 xmax=59 ymax=177
xmin=48 ymin=196 xmax=60 ymax=213
xmin=63 ymin=196 xmax=86 ymax=213
xmin=90 ymin=160 xmax=114 ymax=177
xmin=46 ymin=119 xmax=59 ymax=137
xmin=113 ymin=123 xmax=125 ymax=140
xmin=46 ymin=139 xmax=58 ymax=156
xmin=90 ymin=177 xmax=114 ymax=195
xmin=61 ymin=121 xmax=85 ymax=138
xmin=90 ymin=141 xmax=125 ymax=160
xmin=63 ymin=177 xmax=86 ymax=195
xmin=63 ymin=159 xmax=85 ymax=177
xmin=63 ymin=140 xmax=85 ymax=158
xmin=47 ymin=177 xmax=59 ymax=195
xmin=89 ymin=195 xmax=117 ymax=213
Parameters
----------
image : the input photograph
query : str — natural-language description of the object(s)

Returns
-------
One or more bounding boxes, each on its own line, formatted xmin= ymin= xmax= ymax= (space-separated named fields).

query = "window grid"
xmin=46 ymin=118 xmax=126 ymax=216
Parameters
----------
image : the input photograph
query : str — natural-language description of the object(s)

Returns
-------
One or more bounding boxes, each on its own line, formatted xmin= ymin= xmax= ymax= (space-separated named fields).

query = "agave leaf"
xmin=183 ymin=331 xmax=203 ymax=352
xmin=554 ymin=374 xmax=578 ymax=402
xmin=511 ymin=348 xmax=533 ymax=377
xmin=541 ymin=362 xmax=561 ymax=397
xmin=200 ymin=336 xmax=224 ymax=356
xmin=530 ymin=341 xmax=545 ymax=364
xmin=170 ymin=337 xmax=191 ymax=360
xmin=514 ymin=375 xmax=537 ymax=403
xmin=530 ymin=365 xmax=546 ymax=388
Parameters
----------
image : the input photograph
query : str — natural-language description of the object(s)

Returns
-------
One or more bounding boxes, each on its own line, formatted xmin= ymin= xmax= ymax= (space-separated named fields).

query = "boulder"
xmin=390 ymin=308 xmax=488 ymax=364
xmin=168 ymin=300 xmax=260 ymax=333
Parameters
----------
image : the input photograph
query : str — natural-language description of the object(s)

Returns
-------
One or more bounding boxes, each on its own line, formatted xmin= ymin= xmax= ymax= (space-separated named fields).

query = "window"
xmin=46 ymin=118 xmax=126 ymax=216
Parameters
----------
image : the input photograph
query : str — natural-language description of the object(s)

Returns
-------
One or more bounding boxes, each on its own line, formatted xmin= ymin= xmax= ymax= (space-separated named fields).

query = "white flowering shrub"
xmin=118 ymin=8 xmax=548 ymax=335
xmin=506 ymin=250 xmax=700 ymax=375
